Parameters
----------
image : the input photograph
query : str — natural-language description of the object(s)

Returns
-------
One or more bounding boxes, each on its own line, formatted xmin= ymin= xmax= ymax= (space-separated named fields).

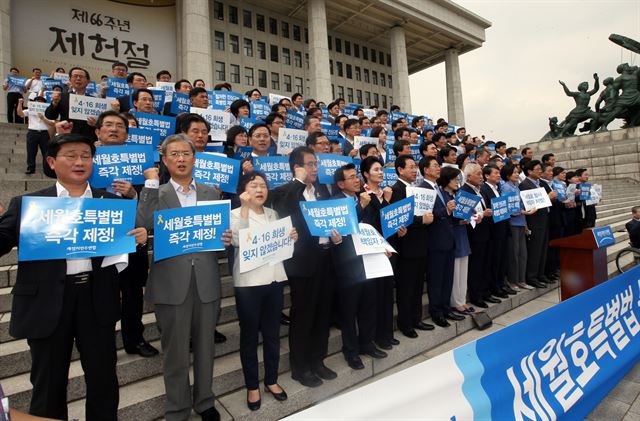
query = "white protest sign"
xmin=269 ymin=93 xmax=290 ymax=106
xmin=363 ymin=109 xmax=376 ymax=119
xmin=406 ymin=187 xmax=438 ymax=216
xmin=155 ymin=82 xmax=175 ymax=101
xmin=238 ymin=216 xmax=294 ymax=273
xmin=363 ymin=253 xmax=394 ymax=279
xmin=53 ymin=72 xmax=69 ymax=84
xmin=564 ymin=184 xmax=577 ymax=203
xmin=26 ymin=101 xmax=50 ymax=115
xmin=68 ymin=94 xmax=115 ymax=121
xmin=278 ymin=128 xmax=308 ymax=155
xmin=353 ymin=136 xmax=378 ymax=150
xmin=520 ymin=187 xmax=552 ymax=211
xmin=352 ymin=223 xmax=396 ymax=256
xmin=190 ymin=107 xmax=231 ymax=141
xmin=586 ymin=184 xmax=602 ymax=206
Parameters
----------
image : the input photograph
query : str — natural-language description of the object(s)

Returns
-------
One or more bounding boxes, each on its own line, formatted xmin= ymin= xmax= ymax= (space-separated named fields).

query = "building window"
xmin=347 ymin=87 xmax=353 ymax=103
xmin=346 ymin=64 xmax=352 ymax=79
xmin=387 ymin=54 xmax=392 ymax=67
xmin=364 ymin=69 xmax=370 ymax=83
xmin=305 ymin=53 xmax=309 ymax=69
xmin=229 ymin=35 xmax=239 ymax=54
xmin=293 ymin=25 xmax=301 ymax=41
xmin=336 ymin=62 xmax=343 ymax=77
xmin=257 ymin=42 xmax=266 ymax=60
xmin=337 ymin=86 xmax=344 ymax=99
xmin=284 ymin=74 xmax=292 ymax=92
xmin=269 ymin=17 xmax=278 ymax=35
xmin=243 ymin=10 xmax=252 ymax=28
xmin=354 ymin=43 xmax=360 ymax=58
xmin=230 ymin=64 xmax=240 ymax=83
xmin=371 ymin=49 xmax=377 ymax=63
xmin=379 ymin=51 xmax=385 ymax=64
xmin=345 ymin=41 xmax=351 ymax=56
xmin=215 ymin=61 xmax=225 ymax=80
xmin=295 ymin=77 xmax=303 ymax=93
xmin=244 ymin=38 xmax=253 ymax=57
xmin=363 ymin=46 xmax=369 ymax=60
xmin=388 ymin=75 xmax=392 ymax=88
xmin=390 ymin=96 xmax=393 ymax=106
xmin=331 ymin=84 xmax=335 ymax=98
xmin=282 ymin=21 xmax=289 ymax=38
xmin=335 ymin=38 xmax=342 ymax=53
xmin=373 ymin=93 xmax=379 ymax=106
xmin=270 ymin=44 xmax=278 ymax=62
xmin=213 ymin=1 xmax=223 ymax=20
xmin=229 ymin=6 xmax=238 ymax=24
xmin=372 ymin=71 xmax=378 ymax=85
xmin=271 ymin=72 xmax=280 ymax=90
xmin=245 ymin=67 xmax=254 ymax=86
xmin=328 ymin=36 xmax=332 ymax=51
xmin=305 ymin=28 xmax=309 ymax=43
xmin=355 ymin=66 xmax=361 ymax=81
xmin=214 ymin=31 xmax=224 ymax=51
xmin=365 ymin=91 xmax=371 ymax=106
xmin=382 ymin=95 xmax=387 ymax=109
xmin=256 ymin=14 xmax=265 ymax=31
xmin=356 ymin=89 xmax=362 ymax=104
xmin=258 ymin=70 xmax=267 ymax=88
xmin=282 ymin=48 xmax=291 ymax=65
xmin=329 ymin=60 xmax=333 ymax=75
xmin=380 ymin=72 xmax=386 ymax=87
xmin=294 ymin=50 xmax=302 ymax=68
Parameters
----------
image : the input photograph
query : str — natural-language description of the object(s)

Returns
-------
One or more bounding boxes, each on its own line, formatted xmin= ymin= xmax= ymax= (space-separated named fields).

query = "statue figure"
xmin=597 ymin=63 xmax=640 ymax=128
xmin=579 ymin=77 xmax=618 ymax=133
xmin=558 ymin=74 xmax=599 ymax=137
xmin=540 ymin=117 xmax=564 ymax=140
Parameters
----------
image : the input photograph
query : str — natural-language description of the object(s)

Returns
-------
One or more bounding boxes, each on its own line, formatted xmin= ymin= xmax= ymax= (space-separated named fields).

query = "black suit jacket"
xmin=390 ymin=180 xmax=428 ymax=258
xmin=519 ymin=177 xmax=549 ymax=229
xmin=117 ymin=95 xmax=132 ymax=113
xmin=420 ymin=181 xmax=454 ymax=251
xmin=329 ymin=192 xmax=367 ymax=283
xmin=270 ymin=179 xmax=332 ymax=277
xmin=460 ymin=183 xmax=490 ymax=243
xmin=626 ymin=219 xmax=640 ymax=249
xmin=480 ymin=182 xmax=509 ymax=241
xmin=44 ymin=92 xmax=97 ymax=141
xmin=0 ymin=186 xmax=121 ymax=339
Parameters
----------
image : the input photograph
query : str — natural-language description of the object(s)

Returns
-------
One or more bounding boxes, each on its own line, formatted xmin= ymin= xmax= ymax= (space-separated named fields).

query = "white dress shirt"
xmin=169 ymin=178 xmax=197 ymax=208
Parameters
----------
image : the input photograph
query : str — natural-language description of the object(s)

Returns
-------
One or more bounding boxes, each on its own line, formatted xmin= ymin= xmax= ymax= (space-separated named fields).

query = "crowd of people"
xmin=1 ymin=62 xmax=601 ymax=421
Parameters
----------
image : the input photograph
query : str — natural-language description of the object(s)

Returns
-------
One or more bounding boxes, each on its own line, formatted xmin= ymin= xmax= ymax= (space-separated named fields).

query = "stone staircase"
xmin=0 ymin=122 xmax=637 ymax=420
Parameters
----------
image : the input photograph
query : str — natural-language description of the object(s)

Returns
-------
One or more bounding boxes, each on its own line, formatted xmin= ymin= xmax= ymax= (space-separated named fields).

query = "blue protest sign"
xmin=234 ymin=146 xmax=253 ymax=160
xmin=18 ymin=197 xmax=136 ymax=261
xmin=360 ymin=128 xmax=372 ymax=137
xmin=126 ymin=127 xmax=161 ymax=162
xmin=592 ymin=225 xmax=615 ymax=248
xmin=505 ymin=190 xmax=521 ymax=215
xmin=210 ymin=90 xmax=243 ymax=110
xmin=486 ymin=143 xmax=496 ymax=153
xmin=133 ymin=112 xmax=176 ymax=140
xmin=410 ymin=145 xmax=421 ymax=163
xmin=286 ymin=109 xmax=305 ymax=129
xmin=44 ymin=91 xmax=59 ymax=102
xmin=491 ymin=195 xmax=511 ymax=223
xmin=107 ymin=77 xmax=131 ymax=97
xmin=153 ymin=202 xmax=230 ymax=261
xmin=149 ymin=89 xmax=166 ymax=113
xmin=42 ymin=79 xmax=64 ymax=90
xmin=352 ymin=159 xmax=362 ymax=175
xmin=385 ymin=139 xmax=397 ymax=164
xmin=380 ymin=196 xmax=414 ymax=239
xmin=320 ymin=106 xmax=329 ymax=120
xmin=317 ymin=154 xmax=353 ymax=185
xmin=239 ymin=117 xmax=259 ymax=131
xmin=7 ymin=75 xmax=26 ymax=88
xmin=579 ymin=183 xmax=592 ymax=201
xmin=254 ymin=156 xmax=292 ymax=188
xmin=511 ymin=154 xmax=522 ymax=161
xmin=169 ymin=92 xmax=191 ymax=115
xmin=89 ymin=145 xmax=154 ymax=188
xmin=86 ymin=81 xmax=97 ymax=96
xmin=390 ymin=111 xmax=407 ymax=121
xmin=343 ymin=103 xmax=362 ymax=115
xmin=551 ymin=179 xmax=567 ymax=201
xmin=380 ymin=167 xmax=398 ymax=188
xmin=299 ymin=197 xmax=359 ymax=236
xmin=204 ymin=145 xmax=225 ymax=154
xmin=193 ymin=152 xmax=241 ymax=194
xmin=250 ymin=100 xmax=271 ymax=120
xmin=453 ymin=189 xmax=481 ymax=220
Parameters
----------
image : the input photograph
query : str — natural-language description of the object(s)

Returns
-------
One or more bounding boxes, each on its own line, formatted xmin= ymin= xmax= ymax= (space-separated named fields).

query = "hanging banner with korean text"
xmin=18 ymin=196 xmax=136 ymax=261
xmin=299 ymin=197 xmax=359 ymax=237
xmin=193 ymin=152 xmax=241 ymax=194
xmin=238 ymin=216 xmax=295 ymax=273
xmin=380 ymin=196 xmax=414 ymax=239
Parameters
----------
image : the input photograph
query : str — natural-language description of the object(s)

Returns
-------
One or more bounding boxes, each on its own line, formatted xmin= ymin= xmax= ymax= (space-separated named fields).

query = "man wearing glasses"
xmin=270 ymin=147 xmax=341 ymax=388
xmin=131 ymin=88 xmax=157 ymax=114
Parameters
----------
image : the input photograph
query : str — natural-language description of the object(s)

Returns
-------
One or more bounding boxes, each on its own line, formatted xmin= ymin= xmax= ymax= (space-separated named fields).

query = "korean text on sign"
xmin=380 ymin=196 xmax=415 ymax=239
xmin=491 ymin=195 xmax=511 ymax=223
xmin=406 ymin=187 xmax=437 ymax=216
xmin=132 ymin=112 xmax=176 ymax=140
xmin=89 ymin=145 xmax=154 ymax=188
xmin=254 ymin=156 xmax=292 ymax=188
xmin=317 ymin=154 xmax=353 ymax=185
xmin=190 ymin=107 xmax=231 ymax=141
xmin=68 ymin=94 xmax=114 ymax=121
xmin=453 ymin=190 xmax=481 ymax=221
xmin=299 ymin=197 xmax=359 ymax=237
xmin=193 ymin=152 xmax=241 ymax=194
xmin=520 ymin=187 xmax=552 ymax=211
xmin=277 ymin=128 xmax=307 ymax=155
xmin=238 ymin=216 xmax=295 ymax=273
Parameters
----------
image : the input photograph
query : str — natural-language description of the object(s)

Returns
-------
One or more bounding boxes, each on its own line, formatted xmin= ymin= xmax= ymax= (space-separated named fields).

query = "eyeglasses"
xmin=315 ymin=141 xmax=330 ymax=146
xmin=167 ymin=151 xmax=194 ymax=158
xmin=303 ymin=161 xmax=318 ymax=168
xmin=69 ymin=74 xmax=86 ymax=79
xmin=103 ymin=122 xmax=126 ymax=129
xmin=59 ymin=153 xmax=93 ymax=162
xmin=138 ymin=97 xmax=154 ymax=103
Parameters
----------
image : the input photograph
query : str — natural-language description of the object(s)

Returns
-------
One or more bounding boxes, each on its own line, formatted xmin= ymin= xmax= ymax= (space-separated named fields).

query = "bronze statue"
xmin=558 ymin=74 xmax=599 ymax=137
xmin=541 ymin=117 xmax=563 ymax=140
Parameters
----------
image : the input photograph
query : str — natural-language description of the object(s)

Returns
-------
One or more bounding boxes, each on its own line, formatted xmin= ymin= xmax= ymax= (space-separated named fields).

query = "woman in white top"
xmin=231 ymin=171 xmax=298 ymax=411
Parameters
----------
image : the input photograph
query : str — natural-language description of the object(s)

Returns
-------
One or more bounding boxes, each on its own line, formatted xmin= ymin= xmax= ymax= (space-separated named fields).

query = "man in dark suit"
xmin=626 ymin=206 xmax=640 ymax=248
xmin=519 ymin=160 xmax=558 ymax=288
xmin=0 ymin=134 xmax=147 ymax=420
xmin=460 ymin=162 xmax=496 ymax=308
xmin=390 ymin=155 xmax=435 ymax=337
xmin=332 ymin=164 xmax=387 ymax=370
xmin=270 ymin=146 xmax=340 ymax=388
xmin=115 ymin=72 xmax=148 ymax=113
xmin=418 ymin=156 xmax=461 ymax=327
xmin=162 ymin=79 xmax=193 ymax=116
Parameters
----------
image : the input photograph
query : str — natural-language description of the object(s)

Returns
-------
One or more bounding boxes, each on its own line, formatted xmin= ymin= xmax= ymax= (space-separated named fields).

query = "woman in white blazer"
xmin=231 ymin=171 xmax=297 ymax=411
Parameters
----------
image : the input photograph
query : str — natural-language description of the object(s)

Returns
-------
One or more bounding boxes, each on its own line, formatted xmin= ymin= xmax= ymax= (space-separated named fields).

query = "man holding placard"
xmin=3 ymin=67 xmax=24 ymax=123
xmin=137 ymin=134 xmax=232 ymax=421
xmin=0 ymin=134 xmax=148 ymax=420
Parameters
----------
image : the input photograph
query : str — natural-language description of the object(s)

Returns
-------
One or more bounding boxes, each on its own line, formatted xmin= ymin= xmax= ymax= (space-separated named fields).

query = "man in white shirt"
xmin=16 ymin=96 xmax=50 ymax=174
xmin=24 ymin=67 xmax=43 ymax=100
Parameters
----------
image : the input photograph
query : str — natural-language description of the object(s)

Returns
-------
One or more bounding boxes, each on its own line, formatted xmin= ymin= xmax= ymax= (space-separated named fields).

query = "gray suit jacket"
xmin=137 ymin=182 xmax=222 ymax=305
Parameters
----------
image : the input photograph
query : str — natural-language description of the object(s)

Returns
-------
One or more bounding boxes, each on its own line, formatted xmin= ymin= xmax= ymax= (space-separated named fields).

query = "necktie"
xmin=435 ymin=185 xmax=445 ymax=205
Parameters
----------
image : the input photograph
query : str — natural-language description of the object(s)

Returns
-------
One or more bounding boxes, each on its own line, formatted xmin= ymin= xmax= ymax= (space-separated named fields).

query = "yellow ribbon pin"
xmin=157 ymin=214 xmax=164 ymax=225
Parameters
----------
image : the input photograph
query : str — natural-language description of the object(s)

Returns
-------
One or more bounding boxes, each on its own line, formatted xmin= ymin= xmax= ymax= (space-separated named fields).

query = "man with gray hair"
xmin=137 ymin=134 xmax=232 ymax=421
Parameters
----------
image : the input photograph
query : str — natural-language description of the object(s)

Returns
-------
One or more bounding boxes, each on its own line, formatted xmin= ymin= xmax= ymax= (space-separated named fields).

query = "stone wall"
xmin=520 ymin=127 xmax=640 ymax=182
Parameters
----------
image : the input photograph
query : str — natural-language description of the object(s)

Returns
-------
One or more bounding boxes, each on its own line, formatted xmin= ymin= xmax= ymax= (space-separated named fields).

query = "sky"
xmin=409 ymin=0 xmax=640 ymax=147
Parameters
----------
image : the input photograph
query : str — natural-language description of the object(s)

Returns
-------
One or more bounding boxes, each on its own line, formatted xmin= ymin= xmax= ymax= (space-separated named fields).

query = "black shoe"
xmin=125 ymin=341 xmax=159 ymax=358
xmin=25 ymin=169 xmax=35 ymax=174
xmin=400 ymin=328 xmax=418 ymax=338
xmin=539 ymin=275 xmax=552 ymax=284
xmin=527 ymin=280 xmax=546 ymax=288
xmin=471 ymin=300 xmax=489 ymax=309
xmin=264 ymin=384 xmax=288 ymax=401
xmin=362 ymin=347 xmax=387 ymax=359
xmin=502 ymin=286 xmax=518 ymax=295
xmin=389 ymin=337 xmax=400 ymax=345
xmin=214 ymin=329 xmax=227 ymax=343
xmin=445 ymin=312 xmax=465 ymax=321
xmin=280 ymin=312 xmax=290 ymax=325
xmin=375 ymin=341 xmax=392 ymax=350
xmin=484 ymin=296 xmax=501 ymax=304
xmin=247 ymin=391 xmax=261 ymax=411
xmin=544 ymin=276 xmax=557 ymax=284
xmin=346 ymin=355 xmax=365 ymax=370
xmin=414 ymin=321 xmax=435 ymax=331
xmin=292 ymin=371 xmax=323 ymax=388
xmin=312 ymin=362 xmax=337 ymax=380
xmin=199 ymin=406 xmax=221 ymax=421
xmin=491 ymin=291 xmax=509 ymax=299
xmin=432 ymin=316 xmax=451 ymax=328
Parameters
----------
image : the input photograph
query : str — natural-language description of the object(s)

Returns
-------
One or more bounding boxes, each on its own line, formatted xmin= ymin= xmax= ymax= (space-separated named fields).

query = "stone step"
xmin=595 ymin=212 xmax=631 ymax=228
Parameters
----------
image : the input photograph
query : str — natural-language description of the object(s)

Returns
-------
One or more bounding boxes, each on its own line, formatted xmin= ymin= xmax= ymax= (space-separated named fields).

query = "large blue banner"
xmin=380 ymin=196 xmax=414 ymax=239
xmin=317 ymin=154 xmax=353 ymax=185
xmin=169 ymin=91 xmax=191 ymax=115
xmin=299 ymin=197 xmax=359 ymax=236
xmin=89 ymin=145 xmax=154 ymax=188
xmin=193 ymin=152 xmax=241 ymax=194
xmin=254 ymin=156 xmax=292 ymax=188
xmin=153 ymin=202 xmax=230 ymax=261
xmin=454 ymin=190 xmax=482 ymax=220
xmin=18 ymin=197 xmax=136 ymax=261
xmin=133 ymin=112 xmax=176 ymax=140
